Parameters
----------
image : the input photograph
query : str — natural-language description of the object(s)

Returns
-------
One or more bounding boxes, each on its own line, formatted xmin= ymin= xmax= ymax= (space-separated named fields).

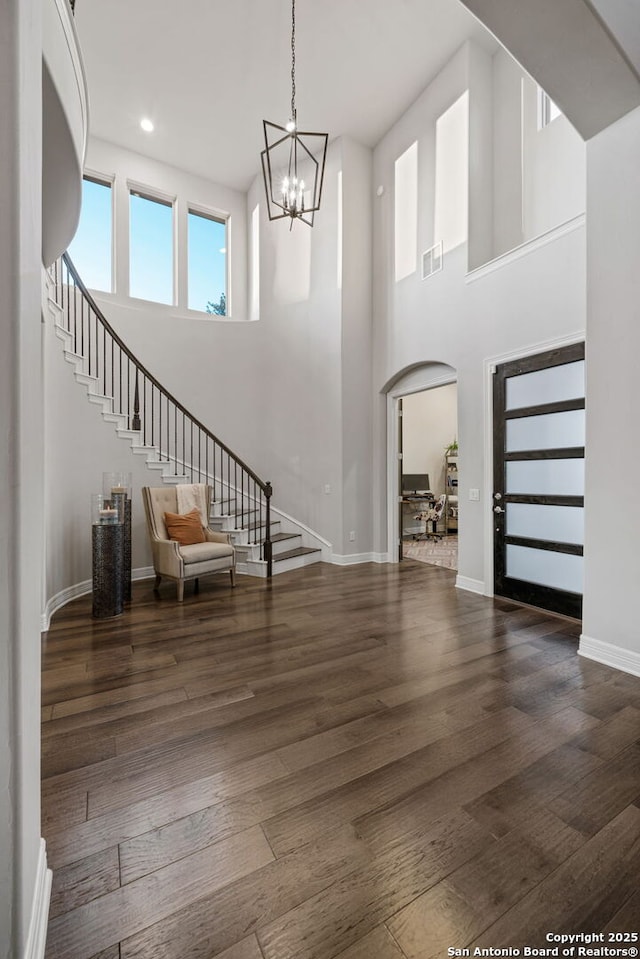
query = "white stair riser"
xmin=272 ymin=536 xmax=302 ymax=556
xmin=238 ymin=548 xmax=320 ymax=577
xmin=219 ymin=522 xmax=282 ymax=546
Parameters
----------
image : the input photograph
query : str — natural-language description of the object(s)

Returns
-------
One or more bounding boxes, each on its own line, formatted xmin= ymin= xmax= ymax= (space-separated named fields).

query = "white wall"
xmin=0 ymin=0 xmax=45 ymax=954
xmin=339 ymin=138 xmax=374 ymax=557
xmin=43 ymin=310 xmax=159 ymax=604
xmin=521 ymin=80 xmax=586 ymax=241
xmin=403 ymin=384 xmax=457 ymax=494
xmin=372 ymin=40 xmax=587 ymax=590
xmin=581 ymin=104 xmax=640 ymax=673
xmin=491 ymin=48 xmax=586 ymax=264
xmin=492 ymin=48 xmax=524 ymax=256
xmin=468 ymin=42 xmax=494 ymax=270
xmin=0 ymin=7 xmax=19 ymax=950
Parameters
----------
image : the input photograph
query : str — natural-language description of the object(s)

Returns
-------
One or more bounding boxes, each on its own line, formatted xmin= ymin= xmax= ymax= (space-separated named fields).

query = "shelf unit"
xmin=445 ymin=453 xmax=458 ymax=534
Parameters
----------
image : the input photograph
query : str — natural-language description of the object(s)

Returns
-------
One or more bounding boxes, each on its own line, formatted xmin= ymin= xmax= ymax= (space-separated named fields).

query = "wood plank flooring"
xmin=41 ymin=560 xmax=640 ymax=959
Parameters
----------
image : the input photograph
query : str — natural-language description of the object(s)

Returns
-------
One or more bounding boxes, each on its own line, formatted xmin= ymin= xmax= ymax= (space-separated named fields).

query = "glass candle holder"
xmin=91 ymin=493 xmax=121 ymax=525
xmin=103 ymin=471 xmax=132 ymax=499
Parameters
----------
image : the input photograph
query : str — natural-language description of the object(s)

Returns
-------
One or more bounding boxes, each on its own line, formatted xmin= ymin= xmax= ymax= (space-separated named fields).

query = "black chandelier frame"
xmin=261 ymin=0 xmax=328 ymax=228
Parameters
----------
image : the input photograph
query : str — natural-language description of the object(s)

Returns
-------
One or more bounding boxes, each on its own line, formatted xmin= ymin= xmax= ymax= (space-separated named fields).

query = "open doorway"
xmin=400 ymin=382 xmax=458 ymax=569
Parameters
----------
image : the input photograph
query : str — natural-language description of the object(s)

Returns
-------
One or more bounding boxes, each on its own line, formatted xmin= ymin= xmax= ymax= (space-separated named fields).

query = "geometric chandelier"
xmin=261 ymin=0 xmax=328 ymax=227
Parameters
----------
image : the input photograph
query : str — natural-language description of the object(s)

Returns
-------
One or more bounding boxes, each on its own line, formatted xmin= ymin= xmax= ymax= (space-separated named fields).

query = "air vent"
xmin=421 ymin=241 xmax=443 ymax=280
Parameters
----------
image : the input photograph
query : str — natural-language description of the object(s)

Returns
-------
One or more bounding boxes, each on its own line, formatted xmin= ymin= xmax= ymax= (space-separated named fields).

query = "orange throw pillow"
xmin=164 ymin=508 xmax=206 ymax=546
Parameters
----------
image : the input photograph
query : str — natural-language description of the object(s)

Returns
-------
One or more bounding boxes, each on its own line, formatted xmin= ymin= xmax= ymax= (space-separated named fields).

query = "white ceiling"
xmin=74 ymin=0 xmax=497 ymax=192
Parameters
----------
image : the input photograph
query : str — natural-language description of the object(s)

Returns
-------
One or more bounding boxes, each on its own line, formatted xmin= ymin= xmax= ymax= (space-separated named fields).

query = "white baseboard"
xmin=41 ymin=578 xmax=92 ymax=631
xmin=455 ymin=575 xmax=485 ymax=595
xmin=41 ymin=566 xmax=155 ymax=631
xmin=579 ymin=634 xmax=640 ymax=678
xmin=331 ymin=551 xmax=389 ymax=566
xmin=24 ymin=839 xmax=52 ymax=959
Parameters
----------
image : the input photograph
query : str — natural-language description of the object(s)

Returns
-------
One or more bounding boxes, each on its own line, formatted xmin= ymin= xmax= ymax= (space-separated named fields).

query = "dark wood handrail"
xmin=61 ymin=253 xmax=270 ymax=495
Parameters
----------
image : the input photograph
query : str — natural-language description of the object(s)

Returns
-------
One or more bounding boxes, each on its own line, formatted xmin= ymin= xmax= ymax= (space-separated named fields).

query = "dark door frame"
xmin=492 ymin=341 xmax=585 ymax=618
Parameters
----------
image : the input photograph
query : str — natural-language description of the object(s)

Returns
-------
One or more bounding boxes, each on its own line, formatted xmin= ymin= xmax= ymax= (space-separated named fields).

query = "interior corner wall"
xmin=339 ymin=138 xmax=373 ymax=557
xmin=0 ymin=0 xmax=44 ymax=955
xmin=492 ymin=49 xmax=586 ymax=263
xmin=251 ymin=141 xmax=345 ymax=549
xmin=521 ymin=80 xmax=586 ymax=241
xmin=582 ymin=104 xmax=640 ymax=669
xmin=492 ymin=47 xmax=524 ymax=257
xmin=468 ymin=42 xmax=494 ymax=271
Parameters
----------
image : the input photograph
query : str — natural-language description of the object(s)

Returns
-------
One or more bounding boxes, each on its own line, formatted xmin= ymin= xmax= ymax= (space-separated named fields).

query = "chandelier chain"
xmin=290 ymin=0 xmax=296 ymax=122
xmin=261 ymin=0 xmax=327 ymax=226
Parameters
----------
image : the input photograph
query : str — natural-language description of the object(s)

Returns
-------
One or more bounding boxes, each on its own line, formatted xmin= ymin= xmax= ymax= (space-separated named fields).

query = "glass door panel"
xmin=506 ymin=459 xmax=584 ymax=496
xmin=506 ymin=360 xmax=584 ymax=410
xmin=506 ymin=503 xmax=584 ymax=545
xmin=506 ymin=409 xmax=585 ymax=452
xmin=506 ymin=545 xmax=583 ymax=594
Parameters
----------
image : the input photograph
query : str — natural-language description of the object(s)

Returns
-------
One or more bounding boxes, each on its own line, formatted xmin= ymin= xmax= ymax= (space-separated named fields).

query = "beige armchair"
xmin=142 ymin=485 xmax=236 ymax=601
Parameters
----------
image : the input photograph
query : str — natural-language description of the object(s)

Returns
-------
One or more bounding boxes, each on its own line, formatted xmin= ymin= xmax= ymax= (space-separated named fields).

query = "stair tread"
xmin=274 ymin=546 xmax=321 ymax=562
xmin=271 ymin=532 xmax=299 ymax=543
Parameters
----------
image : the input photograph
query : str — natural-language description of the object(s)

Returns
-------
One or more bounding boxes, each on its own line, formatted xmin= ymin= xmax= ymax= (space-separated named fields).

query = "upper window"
xmin=434 ymin=91 xmax=469 ymax=255
xmin=394 ymin=141 xmax=418 ymax=282
xmin=187 ymin=208 xmax=227 ymax=315
xmin=250 ymin=204 xmax=259 ymax=321
xmin=538 ymin=88 xmax=562 ymax=129
xmin=68 ymin=175 xmax=113 ymax=292
xmin=129 ymin=189 xmax=174 ymax=305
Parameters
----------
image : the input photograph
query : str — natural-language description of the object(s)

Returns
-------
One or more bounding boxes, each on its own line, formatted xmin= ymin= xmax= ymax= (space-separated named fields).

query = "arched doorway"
xmin=384 ymin=362 xmax=457 ymax=565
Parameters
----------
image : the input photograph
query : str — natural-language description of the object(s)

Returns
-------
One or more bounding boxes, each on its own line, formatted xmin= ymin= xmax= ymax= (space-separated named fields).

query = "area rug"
xmin=403 ymin=534 xmax=458 ymax=570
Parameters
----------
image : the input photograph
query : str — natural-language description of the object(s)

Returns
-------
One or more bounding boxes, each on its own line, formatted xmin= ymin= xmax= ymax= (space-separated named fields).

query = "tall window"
xmin=129 ymin=189 xmax=174 ymax=305
xmin=250 ymin=204 xmax=260 ymax=321
xmin=434 ymin=91 xmax=468 ymax=255
xmin=187 ymin=208 xmax=227 ymax=315
xmin=68 ymin=175 xmax=113 ymax=292
xmin=394 ymin=141 xmax=418 ymax=282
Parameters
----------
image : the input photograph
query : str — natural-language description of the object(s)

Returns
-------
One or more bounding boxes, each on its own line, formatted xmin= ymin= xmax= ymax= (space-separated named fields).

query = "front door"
xmin=493 ymin=343 xmax=585 ymax=618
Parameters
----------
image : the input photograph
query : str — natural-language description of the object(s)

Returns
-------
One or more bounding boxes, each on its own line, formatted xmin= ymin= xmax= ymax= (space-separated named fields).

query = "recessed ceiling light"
xmin=140 ymin=117 xmax=154 ymax=133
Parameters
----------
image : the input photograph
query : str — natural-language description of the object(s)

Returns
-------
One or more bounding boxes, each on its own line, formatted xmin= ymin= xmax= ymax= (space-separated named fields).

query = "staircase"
xmin=47 ymin=253 xmax=323 ymax=577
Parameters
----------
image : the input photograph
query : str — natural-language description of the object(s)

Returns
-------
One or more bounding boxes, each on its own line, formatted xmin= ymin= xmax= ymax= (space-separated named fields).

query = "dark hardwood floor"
xmin=41 ymin=560 xmax=640 ymax=959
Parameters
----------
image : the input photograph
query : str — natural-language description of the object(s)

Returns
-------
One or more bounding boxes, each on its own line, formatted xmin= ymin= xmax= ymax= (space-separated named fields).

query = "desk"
xmin=401 ymin=494 xmax=434 ymax=538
